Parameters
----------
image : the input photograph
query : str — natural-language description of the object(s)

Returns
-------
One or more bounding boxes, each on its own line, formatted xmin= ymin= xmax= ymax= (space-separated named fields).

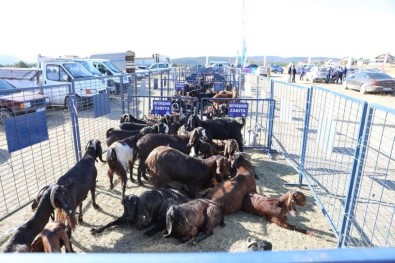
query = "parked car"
xmin=270 ymin=65 xmax=284 ymax=74
xmin=242 ymin=64 xmax=259 ymax=74
xmin=0 ymin=79 xmax=49 ymax=124
xmin=343 ymin=71 xmax=395 ymax=94
xmin=255 ymin=66 xmax=270 ymax=77
xmin=304 ymin=66 xmax=328 ymax=83
xmin=135 ymin=65 xmax=149 ymax=79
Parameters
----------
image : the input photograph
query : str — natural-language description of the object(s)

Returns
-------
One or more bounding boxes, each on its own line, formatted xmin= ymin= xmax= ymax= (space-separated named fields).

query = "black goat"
xmin=3 ymin=185 xmax=74 ymax=252
xmin=91 ymin=188 xmax=189 ymax=236
xmin=185 ymin=113 xmax=245 ymax=151
xmin=106 ymin=122 xmax=168 ymax=147
xmin=164 ymin=198 xmax=224 ymax=243
xmin=56 ymin=139 xmax=105 ymax=224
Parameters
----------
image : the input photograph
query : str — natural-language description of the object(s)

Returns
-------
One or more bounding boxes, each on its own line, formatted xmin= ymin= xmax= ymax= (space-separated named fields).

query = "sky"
xmin=1 ymin=0 xmax=395 ymax=62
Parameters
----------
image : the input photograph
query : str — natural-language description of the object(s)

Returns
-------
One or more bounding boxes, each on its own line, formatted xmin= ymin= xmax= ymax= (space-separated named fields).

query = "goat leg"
xmin=191 ymin=231 xmax=212 ymax=244
xmin=128 ymin=160 xmax=136 ymax=183
xmin=90 ymin=185 xmax=100 ymax=210
xmin=108 ymin=169 xmax=115 ymax=190
xmin=78 ymin=203 xmax=83 ymax=223
xmin=275 ymin=220 xmax=313 ymax=235
xmin=91 ymin=217 xmax=127 ymax=234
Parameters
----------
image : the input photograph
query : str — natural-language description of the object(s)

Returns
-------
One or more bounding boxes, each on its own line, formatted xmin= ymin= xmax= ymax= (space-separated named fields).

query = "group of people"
xmin=288 ymin=64 xmax=349 ymax=84
xmin=325 ymin=66 xmax=348 ymax=84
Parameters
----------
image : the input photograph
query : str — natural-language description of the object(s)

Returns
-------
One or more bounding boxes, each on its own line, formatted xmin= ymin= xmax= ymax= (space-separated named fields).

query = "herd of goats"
xmin=2 ymin=108 xmax=316 ymax=253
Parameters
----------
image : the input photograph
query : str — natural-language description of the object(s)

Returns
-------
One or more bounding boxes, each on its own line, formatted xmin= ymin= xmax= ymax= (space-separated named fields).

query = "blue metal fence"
xmin=0 ymin=72 xmax=394 ymax=251
xmin=264 ymin=78 xmax=395 ymax=248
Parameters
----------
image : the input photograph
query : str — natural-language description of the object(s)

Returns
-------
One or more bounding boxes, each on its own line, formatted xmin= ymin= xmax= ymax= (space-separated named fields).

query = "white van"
xmin=87 ymin=58 xmax=132 ymax=92
xmin=148 ymin=62 xmax=171 ymax=74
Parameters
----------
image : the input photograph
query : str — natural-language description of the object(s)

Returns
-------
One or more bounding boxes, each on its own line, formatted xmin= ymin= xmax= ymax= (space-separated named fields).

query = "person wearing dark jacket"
xmin=291 ymin=65 xmax=296 ymax=83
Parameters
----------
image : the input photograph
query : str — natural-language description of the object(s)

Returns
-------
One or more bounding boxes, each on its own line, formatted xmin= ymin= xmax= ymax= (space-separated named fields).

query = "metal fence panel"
xmin=341 ymin=104 xmax=395 ymax=247
xmin=270 ymin=80 xmax=310 ymax=170
xmin=302 ymin=87 xmax=367 ymax=240
xmin=0 ymin=85 xmax=77 ymax=220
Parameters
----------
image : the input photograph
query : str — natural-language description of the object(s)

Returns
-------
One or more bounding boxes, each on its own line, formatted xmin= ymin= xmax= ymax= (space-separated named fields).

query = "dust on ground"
xmin=0 ymin=148 xmax=337 ymax=253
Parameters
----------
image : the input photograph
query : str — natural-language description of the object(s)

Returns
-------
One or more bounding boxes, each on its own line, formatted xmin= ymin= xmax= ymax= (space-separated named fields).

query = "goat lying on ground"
xmin=145 ymin=146 xmax=231 ymax=198
xmin=91 ymin=188 xmax=189 ymax=236
xmin=3 ymin=185 xmax=74 ymax=252
xmin=31 ymin=221 xmax=74 ymax=253
xmin=164 ymin=198 xmax=225 ymax=244
xmin=106 ymin=135 xmax=140 ymax=198
xmin=56 ymin=139 xmax=105 ymax=224
xmin=247 ymin=237 xmax=273 ymax=251
xmin=204 ymin=152 xmax=257 ymax=214
xmin=185 ymin=113 xmax=245 ymax=151
xmin=242 ymin=190 xmax=314 ymax=235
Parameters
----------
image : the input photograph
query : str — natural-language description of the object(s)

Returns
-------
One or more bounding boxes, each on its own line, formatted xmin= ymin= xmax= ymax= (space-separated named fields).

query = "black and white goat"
xmin=106 ymin=134 xmax=140 ymax=198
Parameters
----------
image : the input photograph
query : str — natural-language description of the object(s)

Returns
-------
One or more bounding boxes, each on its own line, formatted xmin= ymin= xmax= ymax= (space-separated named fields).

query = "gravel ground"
xmin=0 ymin=148 xmax=337 ymax=253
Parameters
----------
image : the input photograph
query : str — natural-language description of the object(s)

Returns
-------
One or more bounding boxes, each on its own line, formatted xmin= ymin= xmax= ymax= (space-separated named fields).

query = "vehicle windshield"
xmin=103 ymin=61 xmax=123 ymax=74
xmin=368 ymin=73 xmax=393 ymax=79
xmin=77 ymin=61 xmax=103 ymax=75
xmin=0 ymin=79 xmax=17 ymax=91
xmin=63 ymin=63 xmax=93 ymax=78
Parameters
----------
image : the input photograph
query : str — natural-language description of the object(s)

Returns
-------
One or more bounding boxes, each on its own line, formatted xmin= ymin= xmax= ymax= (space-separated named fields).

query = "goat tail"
xmin=107 ymin=147 xmax=117 ymax=163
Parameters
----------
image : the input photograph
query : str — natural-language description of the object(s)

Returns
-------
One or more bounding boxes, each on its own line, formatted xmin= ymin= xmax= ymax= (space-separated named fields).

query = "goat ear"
xmin=95 ymin=140 xmax=105 ymax=163
xmin=164 ymin=207 xmax=174 ymax=237
xmin=288 ymin=194 xmax=298 ymax=217
xmin=31 ymin=235 xmax=44 ymax=252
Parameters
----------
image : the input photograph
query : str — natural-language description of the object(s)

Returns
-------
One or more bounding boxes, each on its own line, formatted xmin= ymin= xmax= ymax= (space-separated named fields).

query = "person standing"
xmin=292 ymin=65 xmax=296 ymax=83
xmin=344 ymin=66 xmax=348 ymax=78
xmin=300 ymin=66 xmax=305 ymax=81
xmin=337 ymin=67 xmax=343 ymax=84
xmin=325 ymin=67 xmax=333 ymax=83
xmin=288 ymin=64 xmax=292 ymax=82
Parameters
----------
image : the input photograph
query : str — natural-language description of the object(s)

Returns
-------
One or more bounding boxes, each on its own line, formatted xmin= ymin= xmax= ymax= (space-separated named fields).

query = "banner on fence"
xmin=152 ymin=100 xmax=172 ymax=115
xmin=175 ymin=81 xmax=185 ymax=91
xmin=228 ymin=103 xmax=248 ymax=117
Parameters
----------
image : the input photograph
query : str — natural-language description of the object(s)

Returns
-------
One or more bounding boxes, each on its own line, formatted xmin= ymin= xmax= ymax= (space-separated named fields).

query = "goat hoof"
xmin=93 ymin=204 xmax=100 ymax=210
xmin=78 ymin=217 xmax=83 ymax=224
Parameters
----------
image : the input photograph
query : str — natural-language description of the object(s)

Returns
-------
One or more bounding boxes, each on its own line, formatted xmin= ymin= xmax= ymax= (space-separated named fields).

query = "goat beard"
xmin=54 ymin=208 xmax=77 ymax=231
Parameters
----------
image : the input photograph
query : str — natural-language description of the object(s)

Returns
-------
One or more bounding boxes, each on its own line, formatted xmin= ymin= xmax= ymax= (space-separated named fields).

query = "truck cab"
xmin=37 ymin=55 xmax=107 ymax=107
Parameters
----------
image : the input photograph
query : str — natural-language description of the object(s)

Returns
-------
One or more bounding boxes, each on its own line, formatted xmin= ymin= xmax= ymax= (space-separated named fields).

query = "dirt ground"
xmin=0 ymin=148 xmax=337 ymax=253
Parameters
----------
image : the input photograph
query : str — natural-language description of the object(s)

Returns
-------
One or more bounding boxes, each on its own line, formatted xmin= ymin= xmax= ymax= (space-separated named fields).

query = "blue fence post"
xmin=298 ymin=87 xmax=313 ymax=185
xmin=69 ymin=81 xmax=82 ymax=162
xmin=266 ymin=79 xmax=275 ymax=152
xmin=338 ymin=102 xmax=369 ymax=247
xmin=120 ymin=76 xmax=125 ymax=114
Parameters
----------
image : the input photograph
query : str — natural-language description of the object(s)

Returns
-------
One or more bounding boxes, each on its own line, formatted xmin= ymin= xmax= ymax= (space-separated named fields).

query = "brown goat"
xmin=31 ymin=221 xmax=74 ymax=253
xmin=204 ymin=152 xmax=257 ymax=214
xmin=145 ymin=146 xmax=231 ymax=198
xmin=242 ymin=190 xmax=314 ymax=235
xmin=164 ymin=198 xmax=225 ymax=243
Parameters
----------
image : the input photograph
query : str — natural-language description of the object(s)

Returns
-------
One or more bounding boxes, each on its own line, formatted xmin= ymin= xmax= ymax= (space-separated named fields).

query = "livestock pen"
xmin=0 ymin=70 xmax=394 ymax=260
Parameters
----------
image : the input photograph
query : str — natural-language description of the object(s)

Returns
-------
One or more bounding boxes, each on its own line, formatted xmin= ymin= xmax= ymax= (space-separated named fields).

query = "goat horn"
xmin=50 ymin=185 xmax=59 ymax=210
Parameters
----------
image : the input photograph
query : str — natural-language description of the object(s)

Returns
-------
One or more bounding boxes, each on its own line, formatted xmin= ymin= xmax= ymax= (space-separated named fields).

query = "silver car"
xmin=343 ymin=71 xmax=395 ymax=94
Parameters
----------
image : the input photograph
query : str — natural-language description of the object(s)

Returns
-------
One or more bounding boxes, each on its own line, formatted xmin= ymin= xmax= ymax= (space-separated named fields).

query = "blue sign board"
xmin=152 ymin=100 xmax=172 ymax=115
xmin=5 ymin=111 xmax=49 ymax=153
xmin=175 ymin=81 xmax=185 ymax=91
xmin=228 ymin=103 xmax=248 ymax=117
